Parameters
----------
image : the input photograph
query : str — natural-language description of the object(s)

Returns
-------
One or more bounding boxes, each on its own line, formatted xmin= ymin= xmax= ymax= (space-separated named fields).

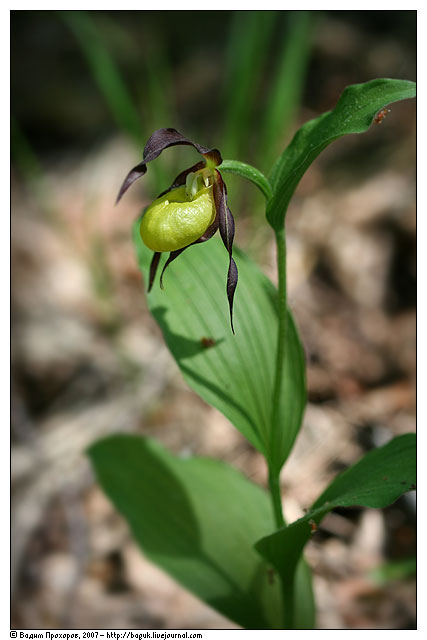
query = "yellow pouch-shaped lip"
xmin=140 ymin=185 xmax=216 ymax=252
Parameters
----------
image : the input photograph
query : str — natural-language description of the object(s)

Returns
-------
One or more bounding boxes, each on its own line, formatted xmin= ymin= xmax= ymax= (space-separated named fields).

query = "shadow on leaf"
xmin=152 ymin=305 xmax=265 ymax=453
xmin=89 ymin=435 xmax=275 ymax=628
xmin=152 ymin=305 xmax=225 ymax=360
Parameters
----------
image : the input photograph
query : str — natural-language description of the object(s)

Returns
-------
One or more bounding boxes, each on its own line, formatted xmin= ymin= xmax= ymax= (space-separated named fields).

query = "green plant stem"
xmin=267 ymin=226 xmax=288 ymax=527
xmin=268 ymin=469 xmax=285 ymax=529
xmin=282 ymin=579 xmax=295 ymax=629
xmin=270 ymin=226 xmax=294 ymax=629
xmin=271 ymin=227 xmax=288 ymax=469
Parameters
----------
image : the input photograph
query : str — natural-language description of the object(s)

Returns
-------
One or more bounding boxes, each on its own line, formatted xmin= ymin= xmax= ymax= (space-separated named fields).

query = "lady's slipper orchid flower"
xmin=117 ymin=128 xmax=238 ymax=332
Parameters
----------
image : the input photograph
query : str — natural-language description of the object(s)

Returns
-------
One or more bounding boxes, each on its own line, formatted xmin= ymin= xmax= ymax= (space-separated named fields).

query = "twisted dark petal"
xmin=148 ymin=252 xmax=161 ymax=292
xmin=159 ymin=248 xmax=187 ymax=289
xmin=226 ymin=256 xmax=238 ymax=334
xmin=116 ymin=128 xmax=222 ymax=203
xmin=213 ymin=172 xmax=238 ymax=333
xmin=116 ymin=161 xmax=147 ymax=204
xmin=157 ymin=161 xmax=206 ymax=198
xmin=194 ymin=213 xmax=219 ymax=243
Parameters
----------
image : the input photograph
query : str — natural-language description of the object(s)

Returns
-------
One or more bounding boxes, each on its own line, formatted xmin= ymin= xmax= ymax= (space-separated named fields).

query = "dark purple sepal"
xmin=144 ymin=128 xmax=222 ymax=167
xmin=116 ymin=128 xmax=222 ymax=203
xmin=159 ymin=248 xmax=187 ymax=289
xmin=148 ymin=252 xmax=161 ymax=292
xmin=116 ymin=161 xmax=147 ymax=204
xmin=213 ymin=172 xmax=238 ymax=333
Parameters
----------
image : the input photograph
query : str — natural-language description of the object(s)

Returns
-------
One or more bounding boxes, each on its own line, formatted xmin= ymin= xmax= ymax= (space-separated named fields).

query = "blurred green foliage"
xmin=12 ymin=10 xmax=416 ymax=155
xmin=369 ymin=556 xmax=416 ymax=584
xmin=11 ymin=10 xmax=416 ymax=222
xmin=11 ymin=9 xmax=417 ymax=277
xmin=59 ymin=11 xmax=144 ymax=146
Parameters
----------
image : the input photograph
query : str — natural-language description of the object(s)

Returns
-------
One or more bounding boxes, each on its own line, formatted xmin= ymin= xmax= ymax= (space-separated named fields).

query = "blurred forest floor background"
xmin=11 ymin=10 xmax=416 ymax=630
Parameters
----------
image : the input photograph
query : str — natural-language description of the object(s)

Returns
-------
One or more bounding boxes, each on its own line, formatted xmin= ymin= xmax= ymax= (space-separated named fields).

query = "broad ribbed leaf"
xmin=89 ymin=435 xmax=315 ymax=629
xmin=256 ymin=434 xmax=416 ymax=597
xmin=134 ymin=226 xmax=306 ymax=469
xmin=267 ymin=78 xmax=416 ymax=230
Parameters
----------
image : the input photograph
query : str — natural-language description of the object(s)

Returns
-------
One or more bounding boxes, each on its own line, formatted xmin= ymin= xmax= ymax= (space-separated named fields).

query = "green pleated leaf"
xmin=134 ymin=226 xmax=306 ymax=471
xmin=255 ymin=434 xmax=416 ymax=597
xmin=89 ymin=434 xmax=315 ymax=629
xmin=267 ymin=78 xmax=416 ymax=230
